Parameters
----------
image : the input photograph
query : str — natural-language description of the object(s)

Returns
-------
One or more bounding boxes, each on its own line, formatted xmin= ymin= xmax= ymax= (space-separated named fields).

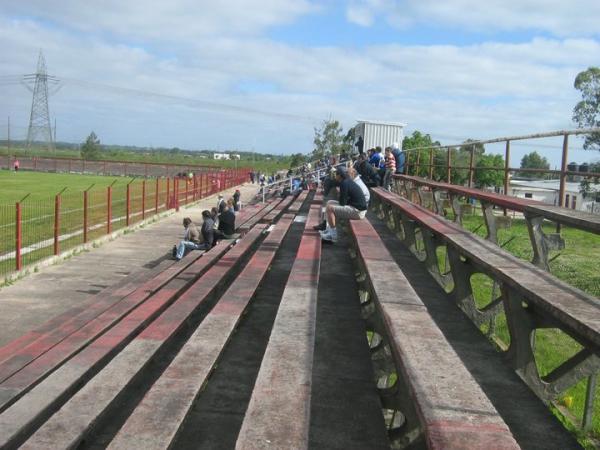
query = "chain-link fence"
xmin=0 ymin=169 xmax=247 ymax=279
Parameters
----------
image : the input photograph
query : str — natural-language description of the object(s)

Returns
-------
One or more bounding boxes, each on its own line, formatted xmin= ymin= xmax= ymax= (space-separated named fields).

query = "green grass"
xmin=0 ymin=170 xmax=139 ymax=203
xmin=433 ymin=207 xmax=600 ymax=442
xmin=0 ymin=171 xmax=175 ymax=277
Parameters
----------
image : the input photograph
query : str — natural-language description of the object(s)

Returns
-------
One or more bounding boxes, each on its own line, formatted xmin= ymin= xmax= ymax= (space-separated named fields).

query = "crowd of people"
xmin=171 ymin=189 xmax=241 ymax=261
xmin=315 ymin=142 xmax=405 ymax=243
xmin=248 ymin=171 xmax=285 ymax=185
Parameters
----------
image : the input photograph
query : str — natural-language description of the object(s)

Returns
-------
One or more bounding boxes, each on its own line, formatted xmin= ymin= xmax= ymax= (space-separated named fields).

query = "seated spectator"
xmin=319 ymin=166 xmax=367 ymax=243
xmin=348 ymin=166 xmax=370 ymax=205
xmin=369 ymin=147 xmax=382 ymax=168
xmin=210 ymin=207 xmax=219 ymax=229
xmin=233 ymin=189 xmax=241 ymax=212
xmin=199 ymin=210 xmax=216 ymax=249
xmin=217 ymin=194 xmax=226 ymax=214
xmin=173 ymin=217 xmax=203 ymax=261
xmin=355 ymin=155 xmax=380 ymax=187
xmin=218 ymin=200 xmax=237 ymax=238
xmin=383 ymin=146 xmax=396 ymax=191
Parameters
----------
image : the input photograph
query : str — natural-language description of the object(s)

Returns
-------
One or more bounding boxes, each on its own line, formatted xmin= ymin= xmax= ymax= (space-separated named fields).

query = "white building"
xmin=213 ymin=153 xmax=241 ymax=160
xmin=355 ymin=120 xmax=406 ymax=154
xmin=510 ymin=179 xmax=600 ymax=213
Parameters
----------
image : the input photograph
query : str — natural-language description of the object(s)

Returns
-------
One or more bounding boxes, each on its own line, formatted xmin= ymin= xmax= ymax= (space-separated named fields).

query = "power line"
xmin=59 ymin=76 xmax=320 ymax=124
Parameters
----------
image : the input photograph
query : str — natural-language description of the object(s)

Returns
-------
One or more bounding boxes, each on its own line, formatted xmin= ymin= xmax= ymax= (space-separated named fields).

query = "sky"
xmin=0 ymin=0 xmax=599 ymax=167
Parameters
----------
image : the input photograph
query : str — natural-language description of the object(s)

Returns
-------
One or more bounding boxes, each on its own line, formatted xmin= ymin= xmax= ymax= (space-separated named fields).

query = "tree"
xmin=520 ymin=151 xmax=549 ymax=178
xmin=312 ymin=119 xmax=346 ymax=161
xmin=402 ymin=131 xmax=441 ymax=178
xmin=474 ymin=154 xmax=505 ymax=188
xmin=572 ymin=67 xmax=600 ymax=150
xmin=81 ymin=132 xmax=101 ymax=160
xmin=289 ymin=152 xmax=305 ymax=169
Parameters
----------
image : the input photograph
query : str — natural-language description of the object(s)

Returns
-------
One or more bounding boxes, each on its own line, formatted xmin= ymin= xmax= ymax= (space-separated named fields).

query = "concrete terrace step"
xmin=107 ymin=215 xmax=295 ymax=449
xmin=349 ymin=217 xmax=519 ymax=449
xmin=0 ymin=226 xmax=266 ymax=449
xmin=236 ymin=194 xmax=322 ymax=449
xmin=367 ymin=211 xmax=581 ymax=450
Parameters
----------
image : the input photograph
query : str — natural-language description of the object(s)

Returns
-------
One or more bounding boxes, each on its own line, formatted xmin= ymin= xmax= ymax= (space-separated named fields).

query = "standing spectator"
xmin=391 ymin=142 xmax=405 ymax=174
xmin=355 ymin=136 xmax=364 ymax=156
xmin=320 ymin=166 xmax=367 ymax=243
xmin=249 ymin=171 xmax=255 ymax=184
xmin=13 ymin=158 xmax=19 ymax=173
xmin=173 ymin=217 xmax=202 ymax=261
xmin=383 ymin=147 xmax=396 ymax=191
xmin=233 ymin=189 xmax=241 ymax=212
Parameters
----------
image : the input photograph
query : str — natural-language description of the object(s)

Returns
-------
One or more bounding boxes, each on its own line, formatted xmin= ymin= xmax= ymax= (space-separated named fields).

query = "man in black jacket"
xmin=320 ymin=166 xmax=367 ymax=243
xmin=218 ymin=200 xmax=236 ymax=238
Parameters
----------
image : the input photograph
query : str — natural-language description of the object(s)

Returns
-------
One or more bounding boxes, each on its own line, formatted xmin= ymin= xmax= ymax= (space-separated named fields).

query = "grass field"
xmin=427 ymin=207 xmax=600 ymax=447
xmin=0 ymin=170 xmax=181 ymax=277
xmin=0 ymin=170 xmax=140 ymax=204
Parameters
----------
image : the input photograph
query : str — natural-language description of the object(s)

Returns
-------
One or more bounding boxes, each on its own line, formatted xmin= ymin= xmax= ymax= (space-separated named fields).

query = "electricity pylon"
xmin=23 ymin=50 xmax=60 ymax=151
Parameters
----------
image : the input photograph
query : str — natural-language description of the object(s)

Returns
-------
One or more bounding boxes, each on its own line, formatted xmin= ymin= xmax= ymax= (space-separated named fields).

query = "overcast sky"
xmin=0 ymin=0 xmax=599 ymax=166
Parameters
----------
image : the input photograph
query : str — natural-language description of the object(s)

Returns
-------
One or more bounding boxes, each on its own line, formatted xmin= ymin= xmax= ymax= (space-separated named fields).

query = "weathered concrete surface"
xmin=0 ymin=183 xmax=258 ymax=347
xmin=368 ymin=211 xmax=582 ymax=450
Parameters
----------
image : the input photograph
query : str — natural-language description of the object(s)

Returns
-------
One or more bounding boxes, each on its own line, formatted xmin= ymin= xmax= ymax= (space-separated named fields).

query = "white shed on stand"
xmin=355 ymin=120 xmax=407 ymax=154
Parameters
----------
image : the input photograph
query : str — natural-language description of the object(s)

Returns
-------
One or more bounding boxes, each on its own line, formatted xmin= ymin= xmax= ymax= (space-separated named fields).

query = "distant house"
xmin=510 ymin=179 xmax=600 ymax=213
xmin=213 ymin=153 xmax=230 ymax=160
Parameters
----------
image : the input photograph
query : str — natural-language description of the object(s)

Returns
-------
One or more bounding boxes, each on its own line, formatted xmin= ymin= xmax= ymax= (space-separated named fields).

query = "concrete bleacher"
xmin=0 ymin=173 xmax=595 ymax=449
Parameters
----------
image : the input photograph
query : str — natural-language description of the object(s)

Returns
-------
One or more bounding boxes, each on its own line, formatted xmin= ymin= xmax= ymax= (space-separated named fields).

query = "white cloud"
xmin=1 ymin=0 xmax=318 ymax=42
xmin=0 ymin=5 xmax=598 ymax=158
xmin=346 ymin=0 xmax=600 ymax=37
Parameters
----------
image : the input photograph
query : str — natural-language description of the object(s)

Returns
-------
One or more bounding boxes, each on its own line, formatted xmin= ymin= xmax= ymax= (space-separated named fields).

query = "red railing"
xmin=2 ymin=168 xmax=248 ymax=277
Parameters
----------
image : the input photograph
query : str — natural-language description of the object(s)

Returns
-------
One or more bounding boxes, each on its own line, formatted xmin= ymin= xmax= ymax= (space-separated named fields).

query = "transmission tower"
xmin=23 ymin=50 xmax=60 ymax=151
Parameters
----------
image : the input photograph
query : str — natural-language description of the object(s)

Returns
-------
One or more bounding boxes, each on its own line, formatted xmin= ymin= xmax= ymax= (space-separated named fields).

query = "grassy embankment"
xmin=433 ymin=207 xmax=600 ymax=447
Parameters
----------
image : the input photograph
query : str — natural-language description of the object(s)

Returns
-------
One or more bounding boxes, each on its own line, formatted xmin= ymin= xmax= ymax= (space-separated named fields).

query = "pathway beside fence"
xmin=0 ymin=169 xmax=248 ymax=279
xmin=0 ymin=182 xmax=258 ymax=347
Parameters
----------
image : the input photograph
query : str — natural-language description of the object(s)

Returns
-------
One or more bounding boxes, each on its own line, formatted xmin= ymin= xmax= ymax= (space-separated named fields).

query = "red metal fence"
xmin=0 ymin=169 xmax=247 ymax=278
xmin=2 ymin=155 xmax=218 ymax=178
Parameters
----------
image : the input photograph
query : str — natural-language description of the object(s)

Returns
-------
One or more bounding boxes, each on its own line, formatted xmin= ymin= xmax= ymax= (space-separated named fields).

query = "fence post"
xmin=155 ymin=178 xmax=159 ymax=214
xmin=504 ymin=140 xmax=511 ymax=196
xmin=126 ymin=184 xmax=131 ymax=226
xmin=468 ymin=146 xmax=475 ymax=188
xmin=142 ymin=180 xmax=146 ymax=220
xmin=185 ymin=178 xmax=189 ymax=205
xmin=166 ymin=178 xmax=171 ymax=209
xmin=405 ymin=152 xmax=410 ymax=175
xmin=54 ymin=194 xmax=60 ymax=255
xmin=15 ymin=202 xmax=22 ymax=271
xmin=429 ymin=148 xmax=434 ymax=179
xmin=447 ymin=148 xmax=452 ymax=183
xmin=107 ymin=186 xmax=112 ymax=234
xmin=175 ymin=178 xmax=180 ymax=212
xmin=583 ymin=373 xmax=597 ymax=431
xmin=83 ymin=191 xmax=88 ymax=243
xmin=558 ymin=133 xmax=569 ymax=208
